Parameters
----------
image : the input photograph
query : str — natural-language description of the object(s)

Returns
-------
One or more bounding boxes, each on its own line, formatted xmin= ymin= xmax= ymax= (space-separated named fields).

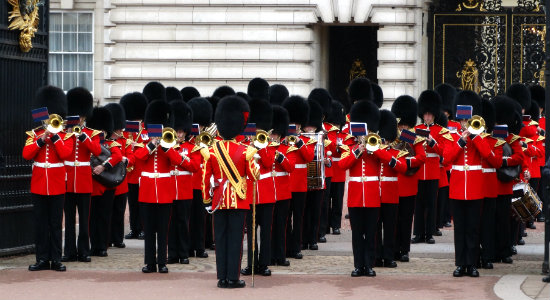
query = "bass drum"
xmin=511 ymin=182 xmax=542 ymax=222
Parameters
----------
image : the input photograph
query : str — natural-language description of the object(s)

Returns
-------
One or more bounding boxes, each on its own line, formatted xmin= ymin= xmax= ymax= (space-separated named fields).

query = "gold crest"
xmin=456 ymin=59 xmax=481 ymax=94
xmin=7 ymin=0 xmax=42 ymax=53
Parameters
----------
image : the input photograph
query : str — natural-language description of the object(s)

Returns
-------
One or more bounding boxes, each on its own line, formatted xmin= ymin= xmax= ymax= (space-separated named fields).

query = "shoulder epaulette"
xmin=324 ymin=139 xmax=332 ymax=147
xmin=537 ymin=136 xmax=545 ymax=142
xmin=269 ymin=141 xmax=280 ymax=147
xmin=510 ymin=134 xmax=521 ymax=144
xmin=287 ymin=146 xmax=298 ymax=153
xmin=305 ymin=139 xmax=316 ymax=146
xmin=439 ymin=128 xmax=449 ymax=135
xmin=346 ymin=115 xmax=350 ymax=122
xmin=245 ymin=146 xmax=258 ymax=161
xmin=524 ymin=138 xmax=533 ymax=144
xmin=397 ymin=150 xmax=409 ymax=159
xmin=344 ymin=134 xmax=355 ymax=141
xmin=91 ymin=130 xmax=101 ymax=138
xmin=134 ymin=142 xmax=145 ymax=148
xmin=529 ymin=120 xmax=539 ymax=126
xmin=329 ymin=125 xmax=339 ymax=132
xmin=495 ymin=140 xmax=506 ymax=147
xmin=110 ymin=141 xmax=122 ymax=148
xmin=443 ymin=133 xmax=454 ymax=141
xmin=26 ymin=130 xmax=35 ymax=138
xmin=380 ymin=145 xmax=388 ymax=150
xmin=414 ymin=136 xmax=425 ymax=145
xmin=191 ymin=145 xmax=201 ymax=153
xmin=64 ymin=133 xmax=74 ymax=140
xmin=480 ymin=133 xmax=490 ymax=138
xmin=125 ymin=139 xmax=133 ymax=147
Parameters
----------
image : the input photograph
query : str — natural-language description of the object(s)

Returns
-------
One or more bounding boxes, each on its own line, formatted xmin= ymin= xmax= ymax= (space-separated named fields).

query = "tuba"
xmin=160 ymin=127 xmax=177 ymax=148
xmin=45 ymin=114 xmax=64 ymax=134
xmin=467 ymin=115 xmax=486 ymax=135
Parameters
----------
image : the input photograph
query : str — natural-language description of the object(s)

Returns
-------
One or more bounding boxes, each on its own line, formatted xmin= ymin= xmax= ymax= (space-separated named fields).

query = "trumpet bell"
xmin=254 ymin=129 xmax=271 ymax=149
xmin=287 ymin=135 xmax=297 ymax=145
xmin=46 ymin=114 xmax=64 ymax=134
xmin=197 ymin=131 xmax=214 ymax=148
xmin=467 ymin=115 xmax=486 ymax=135
xmin=73 ymin=125 xmax=82 ymax=134
xmin=364 ymin=133 xmax=382 ymax=152
xmin=160 ymin=127 xmax=177 ymax=148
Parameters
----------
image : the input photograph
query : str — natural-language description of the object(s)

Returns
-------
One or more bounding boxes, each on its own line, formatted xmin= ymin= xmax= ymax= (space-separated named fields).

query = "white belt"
xmin=426 ymin=153 xmax=440 ymax=158
xmin=452 ymin=165 xmax=482 ymax=171
xmin=33 ymin=162 xmax=64 ymax=168
xmin=380 ymin=176 xmax=398 ymax=182
xmin=64 ymin=161 xmax=91 ymax=167
xmin=332 ymin=157 xmax=340 ymax=162
xmin=259 ymin=171 xmax=289 ymax=180
xmin=482 ymin=168 xmax=496 ymax=173
xmin=274 ymin=171 xmax=288 ymax=177
xmin=349 ymin=176 xmax=379 ymax=182
xmin=141 ymin=172 xmax=172 ymax=178
xmin=295 ymin=164 xmax=307 ymax=169
xmin=170 ymin=170 xmax=192 ymax=176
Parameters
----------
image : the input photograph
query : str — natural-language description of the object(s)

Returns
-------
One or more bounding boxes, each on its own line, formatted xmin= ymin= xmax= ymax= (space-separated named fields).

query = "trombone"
xmin=467 ymin=115 xmax=486 ymax=135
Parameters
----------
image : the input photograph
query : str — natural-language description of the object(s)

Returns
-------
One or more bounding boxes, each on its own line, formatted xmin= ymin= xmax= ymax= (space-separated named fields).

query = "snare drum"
xmin=511 ymin=182 xmax=542 ymax=222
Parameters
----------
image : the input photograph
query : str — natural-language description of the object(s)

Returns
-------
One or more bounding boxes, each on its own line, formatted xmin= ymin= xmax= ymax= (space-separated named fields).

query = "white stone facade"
xmin=50 ymin=0 xmax=431 ymax=105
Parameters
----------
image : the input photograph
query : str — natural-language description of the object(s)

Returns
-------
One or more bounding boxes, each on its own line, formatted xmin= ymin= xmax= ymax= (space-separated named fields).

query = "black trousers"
xmin=140 ymin=202 xmax=172 ymax=265
xmin=33 ymin=194 xmax=64 ymax=262
xmin=414 ymin=179 xmax=438 ymax=238
xmin=246 ymin=203 xmax=274 ymax=268
xmin=286 ymin=192 xmax=307 ymax=255
xmin=168 ymin=200 xmax=192 ymax=259
xmin=451 ymin=199 xmax=482 ymax=267
xmin=303 ymin=190 xmax=323 ymax=245
xmin=127 ymin=183 xmax=142 ymax=233
xmin=110 ymin=193 xmax=127 ymax=245
xmin=318 ymin=177 xmax=332 ymax=236
xmin=495 ymin=194 xmax=513 ymax=260
xmin=189 ymin=189 xmax=206 ymax=255
xmin=480 ymin=197 xmax=497 ymax=261
xmin=214 ymin=209 xmax=246 ymax=281
xmin=349 ymin=207 xmax=379 ymax=268
xmin=90 ymin=189 xmax=115 ymax=252
xmin=436 ymin=186 xmax=449 ymax=229
xmin=272 ymin=199 xmax=290 ymax=261
xmin=396 ymin=195 xmax=415 ymax=254
xmin=376 ymin=203 xmax=398 ymax=261
xmin=63 ymin=192 xmax=91 ymax=258
xmin=205 ymin=212 xmax=214 ymax=249
xmin=510 ymin=188 xmax=524 ymax=246
xmin=530 ymin=177 xmax=544 ymax=220
xmin=329 ymin=181 xmax=345 ymax=230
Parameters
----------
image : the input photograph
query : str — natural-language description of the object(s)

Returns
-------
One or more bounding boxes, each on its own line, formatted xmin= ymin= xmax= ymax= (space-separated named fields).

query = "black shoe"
xmin=276 ymin=259 xmax=290 ymax=266
xmin=426 ymin=237 xmax=435 ymax=244
xmin=309 ymin=243 xmax=319 ymax=250
xmin=411 ymin=236 xmax=424 ymax=244
xmin=433 ymin=230 xmax=442 ymax=236
xmin=50 ymin=261 xmax=66 ymax=272
xmin=444 ymin=221 xmax=452 ymax=228
xmin=124 ymin=231 xmax=138 ymax=239
xmin=400 ymin=254 xmax=410 ymax=262
xmin=522 ymin=232 xmax=528 ymax=237
xmin=98 ymin=250 xmax=108 ymax=257
xmin=227 ymin=280 xmax=246 ymax=289
xmin=318 ymin=236 xmax=327 ymax=243
xmin=301 ymin=244 xmax=308 ymax=250
xmin=375 ymin=258 xmax=383 ymax=267
xmin=217 ymin=279 xmax=228 ymax=288
xmin=384 ymin=260 xmax=397 ymax=268
xmin=142 ymin=264 xmax=157 ymax=273
xmin=351 ymin=268 xmax=364 ymax=277
xmin=259 ymin=266 xmax=271 ymax=276
xmin=195 ymin=251 xmax=208 ymax=258
xmin=138 ymin=231 xmax=145 ymax=240
xmin=364 ymin=267 xmax=376 ymax=277
xmin=210 ymin=243 xmax=216 ymax=250
xmin=290 ymin=252 xmax=303 ymax=259
xmin=333 ymin=228 xmax=341 ymax=235
xmin=543 ymin=276 xmax=550 ymax=283
xmin=453 ymin=266 xmax=466 ymax=277
xmin=28 ymin=260 xmax=50 ymax=271
xmin=167 ymin=257 xmax=179 ymax=264
xmin=518 ymin=239 xmax=525 ymax=246
xmin=158 ymin=264 xmax=169 ymax=273
xmin=501 ymin=257 xmax=513 ymax=264
xmin=511 ymin=246 xmax=517 ymax=255
xmin=78 ymin=256 xmax=91 ymax=262
xmin=345 ymin=214 xmax=349 ymax=219
xmin=61 ymin=255 xmax=77 ymax=262
xmin=180 ymin=258 xmax=189 ymax=264
xmin=481 ymin=261 xmax=493 ymax=269
xmin=240 ymin=266 xmax=255 ymax=276
xmin=112 ymin=243 xmax=126 ymax=248
xmin=527 ymin=222 xmax=536 ymax=230
xmin=467 ymin=266 xmax=479 ymax=277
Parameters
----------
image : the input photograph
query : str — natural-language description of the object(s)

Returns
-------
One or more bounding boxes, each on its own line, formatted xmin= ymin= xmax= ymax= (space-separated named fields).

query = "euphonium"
xmin=467 ymin=115 xmax=486 ymax=135
xmin=160 ymin=127 xmax=177 ymax=148
xmin=46 ymin=114 xmax=64 ymax=134
xmin=363 ymin=133 xmax=382 ymax=152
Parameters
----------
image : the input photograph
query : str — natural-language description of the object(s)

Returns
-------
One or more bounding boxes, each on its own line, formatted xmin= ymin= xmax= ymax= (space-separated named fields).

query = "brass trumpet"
xmin=45 ymin=114 xmax=64 ymax=134
xmin=73 ymin=125 xmax=82 ymax=134
xmin=160 ymin=127 xmax=177 ymax=148
xmin=363 ymin=133 xmax=382 ymax=152
xmin=254 ymin=129 xmax=271 ymax=148
xmin=287 ymin=135 xmax=298 ymax=145
xmin=467 ymin=115 xmax=486 ymax=135
xmin=196 ymin=123 xmax=217 ymax=147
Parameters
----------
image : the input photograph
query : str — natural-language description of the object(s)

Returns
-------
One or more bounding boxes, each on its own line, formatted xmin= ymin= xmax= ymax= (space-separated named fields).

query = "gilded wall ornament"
xmin=456 ymin=0 xmax=486 ymax=11
xmin=457 ymin=59 xmax=482 ymax=93
xmin=7 ymin=0 xmax=43 ymax=53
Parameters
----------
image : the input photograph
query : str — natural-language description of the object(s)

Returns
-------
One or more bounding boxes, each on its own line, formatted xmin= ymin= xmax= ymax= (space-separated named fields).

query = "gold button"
xmin=75 ymin=161 xmax=80 ymax=166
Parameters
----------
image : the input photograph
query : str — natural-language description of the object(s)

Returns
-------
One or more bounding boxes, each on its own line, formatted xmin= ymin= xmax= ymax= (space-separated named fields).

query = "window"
xmin=49 ymin=12 xmax=93 ymax=92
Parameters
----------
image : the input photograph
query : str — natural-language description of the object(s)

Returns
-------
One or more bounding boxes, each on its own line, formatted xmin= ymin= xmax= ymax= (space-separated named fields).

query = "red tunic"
xmin=172 ymin=141 xmax=201 ymax=201
xmin=23 ymin=128 xmax=74 ymax=196
xmin=124 ymin=127 xmax=149 ymax=185
xmin=331 ymin=132 xmax=353 ymax=183
xmin=497 ymin=134 xmax=525 ymax=196
xmin=380 ymin=147 xmax=408 ymax=204
xmin=64 ymin=127 xmax=102 ymax=194
xmin=287 ymin=135 xmax=316 ymax=193
xmin=482 ymin=135 xmax=504 ymax=199
xmin=91 ymin=140 xmax=123 ymax=196
xmin=114 ymin=136 xmax=135 ymax=195
xmin=247 ymin=143 xmax=276 ymax=205
xmin=397 ymin=138 xmax=426 ymax=197
xmin=323 ymin=123 xmax=339 ymax=179
xmin=273 ymin=143 xmax=295 ymax=201
xmin=414 ymin=124 xmax=452 ymax=180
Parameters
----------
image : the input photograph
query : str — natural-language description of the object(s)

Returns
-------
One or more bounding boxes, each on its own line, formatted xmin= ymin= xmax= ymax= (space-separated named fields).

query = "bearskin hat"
xmin=213 ymin=85 xmax=235 ymax=99
xmin=371 ymin=83 xmax=384 ymax=108
xmin=493 ymin=95 xmax=523 ymax=135
xmin=104 ymin=103 xmax=126 ymax=131
xmin=418 ymin=90 xmax=442 ymax=120
xmin=207 ymin=96 xmax=220 ymax=119
xmin=391 ymin=95 xmax=418 ymax=128
xmin=350 ymin=100 xmax=380 ymax=133
xmin=247 ymin=77 xmax=270 ymax=101
xmin=171 ymin=100 xmax=193 ymax=133
xmin=506 ymin=83 xmax=531 ymax=111
xmin=33 ymin=85 xmax=67 ymax=118
xmin=454 ymin=90 xmax=482 ymax=118
xmin=308 ymin=88 xmax=333 ymax=118
xmin=378 ymin=110 xmax=398 ymax=142
xmin=304 ymin=100 xmax=323 ymax=131
xmin=269 ymin=84 xmax=289 ymax=106
xmin=481 ymin=98 xmax=496 ymax=133
xmin=180 ymin=86 xmax=200 ymax=102
xmin=143 ymin=81 xmax=166 ymax=102
xmin=434 ymin=83 xmax=457 ymax=118
xmin=348 ymin=77 xmax=373 ymax=103
xmin=326 ymin=100 xmax=346 ymax=127
xmin=436 ymin=111 xmax=448 ymax=128
xmin=215 ymin=95 xmax=250 ymax=140
xmin=236 ymin=92 xmax=252 ymax=103
xmin=530 ymin=84 xmax=545 ymax=111
xmin=271 ymin=105 xmax=290 ymax=137
xmin=144 ymin=100 xmax=173 ymax=128
xmin=119 ymin=92 xmax=148 ymax=121
xmin=67 ymin=87 xmax=93 ymax=119
xmin=187 ymin=97 xmax=212 ymax=127
xmin=248 ymin=98 xmax=273 ymax=131
xmin=282 ymin=95 xmax=309 ymax=126
xmin=166 ymin=86 xmax=183 ymax=103
xmin=528 ymin=101 xmax=541 ymax=122
xmin=87 ymin=106 xmax=114 ymax=137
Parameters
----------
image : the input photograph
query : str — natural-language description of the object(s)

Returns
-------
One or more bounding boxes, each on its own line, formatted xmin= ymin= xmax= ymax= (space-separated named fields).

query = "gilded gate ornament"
xmin=349 ymin=59 xmax=367 ymax=82
xmin=457 ymin=59 xmax=482 ymax=93
xmin=7 ymin=0 xmax=43 ymax=53
xmin=532 ymin=26 xmax=546 ymax=86
xmin=456 ymin=0 xmax=486 ymax=11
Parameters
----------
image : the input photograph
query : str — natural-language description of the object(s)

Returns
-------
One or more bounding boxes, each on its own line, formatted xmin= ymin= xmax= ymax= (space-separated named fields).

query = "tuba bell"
xmin=46 ymin=114 xmax=64 ymax=134
xmin=160 ymin=127 xmax=177 ymax=148
xmin=363 ymin=133 xmax=382 ymax=152
xmin=467 ymin=115 xmax=486 ymax=135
